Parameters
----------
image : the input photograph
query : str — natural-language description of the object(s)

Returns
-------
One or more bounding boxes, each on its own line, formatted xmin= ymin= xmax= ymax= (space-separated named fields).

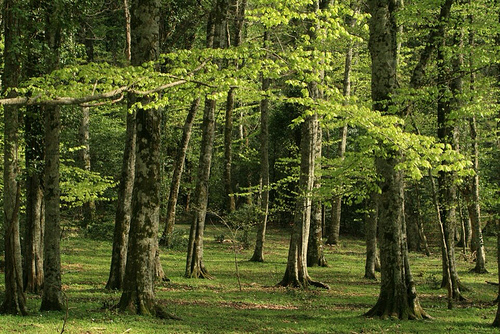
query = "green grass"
xmin=1 ymin=224 xmax=499 ymax=333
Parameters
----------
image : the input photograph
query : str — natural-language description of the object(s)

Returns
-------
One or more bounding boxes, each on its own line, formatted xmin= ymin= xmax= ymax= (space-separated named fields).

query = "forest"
xmin=1 ymin=0 xmax=500 ymax=332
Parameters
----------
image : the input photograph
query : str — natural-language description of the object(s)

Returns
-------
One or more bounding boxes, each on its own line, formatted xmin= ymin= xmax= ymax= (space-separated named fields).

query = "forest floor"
xmin=0 ymin=223 xmax=499 ymax=333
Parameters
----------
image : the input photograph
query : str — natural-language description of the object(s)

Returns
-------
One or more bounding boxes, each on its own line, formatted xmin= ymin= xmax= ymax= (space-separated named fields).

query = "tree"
xmin=117 ymin=0 xmax=169 ymax=316
xmin=40 ymin=0 xmax=65 ymax=312
xmin=364 ymin=0 xmax=428 ymax=319
xmin=1 ymin=0 xmax=28 ymax=316
xmin=185 ymin=0 xmax=227 ymax=279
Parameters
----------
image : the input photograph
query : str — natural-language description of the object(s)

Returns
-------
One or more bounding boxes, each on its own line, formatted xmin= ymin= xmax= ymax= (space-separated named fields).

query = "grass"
xmin=1 ymin=223 xmax=499 ymax=333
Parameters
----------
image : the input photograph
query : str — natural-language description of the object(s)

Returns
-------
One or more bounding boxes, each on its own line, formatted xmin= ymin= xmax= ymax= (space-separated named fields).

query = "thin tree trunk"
xmin=185 ymin=98 xmax=216 ymax=279
xmin=364 ymin=194 xmax=379 ymax=280
xmin=185 ymin=0 xmax=227 ymax=278
xmin=493 ymin=221 xmax=500 ymax=326
xmin=466 ymin=20 xmax=487 ymax=273
xmin=160 ymin=98 xmax=200 ymax=247
xmin=107 ymin=110 xmax=136 ymax=290
xmin=466 ymin=115 xmax=487 ymax=273
xmin=250 ymin=63 xmax=270 ymax=262
xmin=24 ymin=111 xmax=45 ymax=292
xmin=79 ymin=106 xmax=96 ymax=226
xmin=308 ymin=120 xmax=327 ymax=267
xmin=436 ymin=24 xmax=466 ymax=301
xmin=0 ymin=0 xmax=27 ymax=315
xmin=223 ymin=87 xmax=236 ymax=213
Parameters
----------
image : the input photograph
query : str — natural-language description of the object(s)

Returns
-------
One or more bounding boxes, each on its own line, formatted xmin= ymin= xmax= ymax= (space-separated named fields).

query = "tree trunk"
xmin=160 ymin=98 xmax=200 ymax=247
xmin=250 ymin=65 xmax=270 ymax=262
xmin=1 ymin=0 xmax=27 ymax=315
xmin=79 ymin=106 xmax=96 ymax=226
xmin=465 ymin=115 xmax=487 ymax=274
xmin=278 ymin=115 xmax=327 ymax=289
xmin=436 ymin=25 xmax=466 ymax=301
xmin=185 ymin=0 xmax=226 ymax=279
xmin=107 ymin=110 xmax=136 ymax=290
xmin=364 ymin=0 xmax=428 ymax=319
xmin=224 ymin=88 xmax=236 ymax=213
xmin=364 ymin=194 xmax=379 ymax=280
xmin=24 ymin=108 xmax=45 ymax=294
xmin=185 ymin=97 xmax=216 ymax=279
xmin=118 ymin=0 xmax=168 ymax=317
xmin=307 ymin=120 xmax=327 ymax=267
xmin=41 ymin=104 xmax=65 ymax=311
xmin=118 ymin=107 xmax=162 ymax=315
xmin=40 ymin=0 xmax=64 ymax=312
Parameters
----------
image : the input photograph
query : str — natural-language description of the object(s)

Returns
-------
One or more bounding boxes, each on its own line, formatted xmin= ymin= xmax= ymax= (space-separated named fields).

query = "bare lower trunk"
xmin=224 ymin=88 xmax=236 ymax=213
xmin=119 ymin=107 xmax=162 ymax=315
xmin=41 ymin=105 xmax=64 ymax=311
xmin=24 ymin=108 xmax=45 ymax=294
xmin=107 ymin=110 xmax=136 ymax=290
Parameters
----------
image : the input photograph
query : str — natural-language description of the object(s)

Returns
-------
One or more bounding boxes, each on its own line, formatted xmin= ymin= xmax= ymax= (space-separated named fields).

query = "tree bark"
xmin=364 ymin=0 xmax=428 ymax=319
xmin=107 ymin=110 xmax=136 ymax=290
xmin=308 ymin=120 xmax=327 ymax=267
xmin=118 ymin=0 xmax=169 ymax=317
xmin=160 ymin=98 xmax=200 ymax=247
xmin=1 ymin=0 xmax=27 ymax=315
xmin=24 ymin=107 xmax=45 ymax=294
xmin=40 ymin=0 xmax=64 ymax=312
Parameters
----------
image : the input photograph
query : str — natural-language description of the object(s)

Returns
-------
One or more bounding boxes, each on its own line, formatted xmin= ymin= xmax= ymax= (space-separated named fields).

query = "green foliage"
xmin=60 ymin=160 xmax=116 ymax=208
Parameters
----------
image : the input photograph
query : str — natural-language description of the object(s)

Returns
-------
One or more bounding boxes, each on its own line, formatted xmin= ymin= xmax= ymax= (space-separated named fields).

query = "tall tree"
xmin=23 ymin=4 xmax=45 ymax=294
xmin=364 ymin=0 xmax=428 ymax=319
xmin=185 ymin=0 xmax=227 ymax=279
xmin=1 ymin=0 xmax=28 ymax=315
xmin=249 ymin=39 xmax=270 ymax=262
xmin=117 ymin=0 xmax=166 ymax=315
xmin=40 ymin=0 xmax=65 ymax=312
xmin=107 ymin=0 xmax=135 ymax=290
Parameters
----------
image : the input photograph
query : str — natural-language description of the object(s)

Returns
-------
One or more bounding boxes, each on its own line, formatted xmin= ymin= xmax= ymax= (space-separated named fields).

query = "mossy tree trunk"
xmin=40 ymin=0 xmax=64 ymax=312
xmin=364 ymin=0 xmax=428 ymax=320
xmin=1 ymin=0 xmax=27 ymax=315
xmin=118 ymin=0 xmax=164 ymax=315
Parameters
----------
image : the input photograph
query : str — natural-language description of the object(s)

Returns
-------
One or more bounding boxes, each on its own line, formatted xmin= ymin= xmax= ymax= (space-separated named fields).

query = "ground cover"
xmin=0 ymin=224 xmax=498 ymax=333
